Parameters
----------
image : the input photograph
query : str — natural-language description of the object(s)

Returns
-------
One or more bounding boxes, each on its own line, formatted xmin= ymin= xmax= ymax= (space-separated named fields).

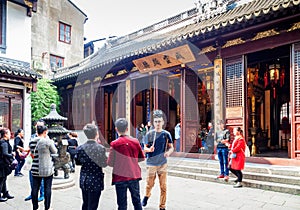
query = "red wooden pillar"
xmin=116 ymin=81 xmax=126 ymax=118
xmin=153 ymin=74 xmax=169 ymax=119
xmin=291 ymin=43 xmax=300 ymax=159
xmin=180 ymin=67 xmax=199 ymax=152
xmin=94 ymin=85 xmax=105 ymax=142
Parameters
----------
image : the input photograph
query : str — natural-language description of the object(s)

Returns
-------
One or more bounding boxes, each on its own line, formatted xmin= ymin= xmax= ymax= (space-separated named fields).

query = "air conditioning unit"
xmin=33 ymin=60 xmax=47 ymax=71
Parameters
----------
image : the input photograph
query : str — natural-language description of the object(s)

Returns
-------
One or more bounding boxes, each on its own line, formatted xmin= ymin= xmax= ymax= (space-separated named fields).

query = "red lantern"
xmin=202 ymin=83 xmax=206 ymax=95
xmin=264 ymin=72 xmax=268 ymax=88
xmin=280 ymin=67 xmax=285 ymax=87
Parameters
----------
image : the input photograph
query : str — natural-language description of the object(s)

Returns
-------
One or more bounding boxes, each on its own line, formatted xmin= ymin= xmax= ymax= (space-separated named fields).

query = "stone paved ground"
xmin=1 ymin=163 xmax=300 ymax=210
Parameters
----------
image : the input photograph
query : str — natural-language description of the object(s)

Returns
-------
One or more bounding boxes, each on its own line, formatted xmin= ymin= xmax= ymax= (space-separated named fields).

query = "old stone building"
xmin=31 ymin=0 xmax=87 ymax=78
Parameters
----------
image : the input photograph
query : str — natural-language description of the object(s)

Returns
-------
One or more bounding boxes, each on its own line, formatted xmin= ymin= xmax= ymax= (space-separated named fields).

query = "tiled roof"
xmin=41 ymin=104 xmax=68 ymax=121
xmin=53 ymin=0 xmax=300 ymax=81
xmin=0 ymin=57 xmax=41 ymax=80
xmin=47 ymin=126 xmax=69 ymax=135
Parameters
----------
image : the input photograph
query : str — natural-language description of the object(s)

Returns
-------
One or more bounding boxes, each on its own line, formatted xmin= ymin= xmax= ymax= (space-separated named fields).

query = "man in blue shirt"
xmin=142 ymin=109 xmax=174 ymax=210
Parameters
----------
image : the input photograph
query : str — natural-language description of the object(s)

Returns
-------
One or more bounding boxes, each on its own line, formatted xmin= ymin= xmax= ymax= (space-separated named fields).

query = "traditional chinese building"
xmin=53 ymin=0 xmax=300 ymax=159
xmin=0 ymin=0 xmax=41 ymax=141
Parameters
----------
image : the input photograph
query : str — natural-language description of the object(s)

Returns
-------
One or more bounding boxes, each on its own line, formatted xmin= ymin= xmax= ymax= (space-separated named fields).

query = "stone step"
xmin=52 ymin=170 xmax=76 ymax=190
xmin=168 ymin=170 xmax=300 ymax=195
xmin=52 ymin=179 xmax=75 ymax=190
xmin=169 ymin=165 xmax=300 ymax=186
xmin=168 ymin=158 xmax=300 ymax=177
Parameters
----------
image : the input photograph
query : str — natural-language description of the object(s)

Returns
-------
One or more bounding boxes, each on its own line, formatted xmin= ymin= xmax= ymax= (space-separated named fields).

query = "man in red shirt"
xmin=107 ymin=118 xmax=145 ymax=210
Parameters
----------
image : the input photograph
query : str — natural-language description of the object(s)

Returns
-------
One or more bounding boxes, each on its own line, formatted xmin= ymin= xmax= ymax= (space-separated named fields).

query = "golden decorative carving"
xmin=6 ymin=90 xmax=21 ymax=95
xmin=199 ymin=46 xmax=216 ymax=54
xmin=116 ymin=69 xmax=127 ymax=76
xmin=23 ymin=82 xmax=32 ymax=89
xmin=24 ymin=0 xmax=33 ymax=8
xmin=66 ymin=84 xmax=73 ymax=89
xmin=287 ymin=22 xmax=300 ymax=32
xmin=131 ymin=66 xmax=138 ymax=72
xmin=104 ymin=73 xmax=114 ymax=79
xmin=75 ymin=82 xmax=81 ymax=87
xmin=83 ymin=80 xmax=91 ymax=85
xmin=93 ymin=76 xmax=102 ymax=82
xmin=222 ymin=38 xmax=245 ymax=48
xmin=252 ymin=29 xmax=279 ymax=41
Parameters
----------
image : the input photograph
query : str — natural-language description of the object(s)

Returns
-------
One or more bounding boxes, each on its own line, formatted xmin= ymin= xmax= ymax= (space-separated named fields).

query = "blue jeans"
xmin=81 ymin=189 xmax=101 ymax=210
xmin=15 ymin=157 xmax=25 ymax=175
xmin=115 ymin=180 xmax=142 ymax=210
xmin=176 ymin=138 xmax=180 ymax=152
xmin=217 ymin=147 xmax=229 ymax=176
xmin=32 ymin=175 xmax=53 ymax=210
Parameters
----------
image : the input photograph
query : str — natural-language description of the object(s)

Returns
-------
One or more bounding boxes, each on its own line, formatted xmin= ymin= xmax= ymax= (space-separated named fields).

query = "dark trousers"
xmin=70 ymin=155 xmax=76 ymax=170
xmin=0 ymin=176 xmax=7 ymax=196
xmin=15 ymin=157 xmax=25 ymax=175
xmin=29 ymin=170 xmax=44 ymax=197
xmin=81 ymin=189 xmax=102 ymax=210
xmin=229 ymin=168 xmax=243 ymax=182
xmin=32 ymin=175 xmax=53 ymax=210
xmin=115 ymin=180 xmax=142 ymax=210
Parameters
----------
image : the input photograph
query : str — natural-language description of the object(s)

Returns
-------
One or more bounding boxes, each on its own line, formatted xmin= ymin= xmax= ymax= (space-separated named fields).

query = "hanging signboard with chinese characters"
xmin=132 ymin=44 xmax=195 ymax=73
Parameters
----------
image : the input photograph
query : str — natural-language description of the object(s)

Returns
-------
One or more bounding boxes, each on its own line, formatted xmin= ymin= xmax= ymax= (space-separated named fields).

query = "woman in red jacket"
xmin=228 ymin=127 xmax=246 ymax=188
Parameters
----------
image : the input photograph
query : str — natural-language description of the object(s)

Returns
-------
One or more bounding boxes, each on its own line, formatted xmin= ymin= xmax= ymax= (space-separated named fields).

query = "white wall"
xmin=0 ymin=2 xmax=31 ymax=62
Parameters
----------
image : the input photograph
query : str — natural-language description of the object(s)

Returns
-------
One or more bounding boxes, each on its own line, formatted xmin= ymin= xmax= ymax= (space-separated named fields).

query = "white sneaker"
xmin=233 ymin=182 xmax=242 ymax=188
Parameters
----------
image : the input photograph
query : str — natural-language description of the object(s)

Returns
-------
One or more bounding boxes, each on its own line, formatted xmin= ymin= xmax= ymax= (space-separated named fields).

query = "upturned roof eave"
xmin=53 ymin=0 xmax=300 ymax=82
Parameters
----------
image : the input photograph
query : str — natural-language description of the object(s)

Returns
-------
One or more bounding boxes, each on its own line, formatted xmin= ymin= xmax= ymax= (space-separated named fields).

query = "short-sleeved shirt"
xmin=143 ymin=129 xmax=173 ymax=166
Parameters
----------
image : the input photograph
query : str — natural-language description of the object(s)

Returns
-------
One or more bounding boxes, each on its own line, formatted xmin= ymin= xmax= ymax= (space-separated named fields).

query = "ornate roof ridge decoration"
xmin=287 ymin=21 xmax=300 ymax=32
xmin=199 ymin=46 xmax=216 ymax=54
xmin=116 ymin=69 xmax=128 ymax=76
xmin=222 ymin=38 xmax=246 ymax=48
xmin=252 ymin=29 xmax=280 ymax=41
xmin=0 ymin=57 xmax=41 ymax=79
xmin=104 ymin=73 xmax=114 ymax=79
xmin=53 ymin=0 xmax=299 ymax=82
xmin=83 ymin=80 xmax=91 ymax=85
xmin=93 ymin=76 xmax=102 ymax=82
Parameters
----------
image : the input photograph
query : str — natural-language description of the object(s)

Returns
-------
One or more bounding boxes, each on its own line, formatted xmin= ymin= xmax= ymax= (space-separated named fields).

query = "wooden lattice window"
xmin=294 ymin=46 xmax=300 ymax=114
xmin=225 ymin=58 xmax=243 ymax=108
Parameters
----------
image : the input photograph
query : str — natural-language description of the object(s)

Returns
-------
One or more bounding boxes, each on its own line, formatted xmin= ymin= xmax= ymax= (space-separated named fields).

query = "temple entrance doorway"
xmin=132 ymin=74 xmax=181 ymax=145
xmin=246 ymin=45 xmax=290 ymax=158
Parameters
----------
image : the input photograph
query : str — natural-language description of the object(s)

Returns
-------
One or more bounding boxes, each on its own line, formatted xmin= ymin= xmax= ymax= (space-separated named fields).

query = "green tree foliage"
xmin=31 ymin=78 xmax=60 ymax=122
